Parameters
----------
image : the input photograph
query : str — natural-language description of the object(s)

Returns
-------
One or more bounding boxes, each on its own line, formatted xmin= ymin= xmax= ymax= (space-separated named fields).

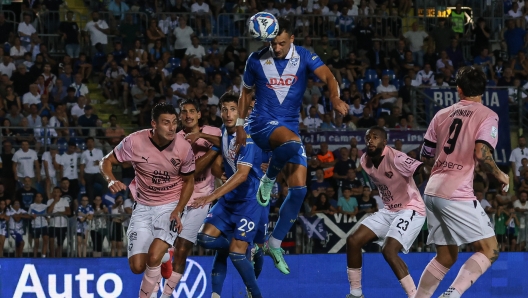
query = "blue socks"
xmin=229 ymin=252 xmax=262 ymax=298
xmin=267 ymin=141 xmax=302 ymax=179
xmin=197 ymin=233 xmax=230 ymax=250
xmin=272 ymin=186 xmax=307 ymax=240
xmin=253 ymin=247 xmax=264 ymax=279
xmin=211 ymin=250 xmax=229 ymax=295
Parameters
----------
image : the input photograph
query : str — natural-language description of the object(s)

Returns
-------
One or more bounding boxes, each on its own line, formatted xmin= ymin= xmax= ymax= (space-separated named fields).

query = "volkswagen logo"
xmin=169 ymin=258 xmax=207 ymax=297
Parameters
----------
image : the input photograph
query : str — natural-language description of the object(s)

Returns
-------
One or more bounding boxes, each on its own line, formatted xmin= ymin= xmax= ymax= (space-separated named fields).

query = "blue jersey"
xmin=214 ymin=126 xmax=263 ymax=202
xmin=243 ymin=45 xmax=324 ymax=129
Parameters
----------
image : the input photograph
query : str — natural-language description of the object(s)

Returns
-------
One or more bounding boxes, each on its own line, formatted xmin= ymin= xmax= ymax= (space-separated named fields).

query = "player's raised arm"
xmin=475 ymin=142 xmax=510 ymax=191
xmin=313 ymin=65 xmax=349 ymax=115
xmin=235 ymin=87 xmax=252 ymax=151
xmin=195 ymin=149 xmax=219 ymax=175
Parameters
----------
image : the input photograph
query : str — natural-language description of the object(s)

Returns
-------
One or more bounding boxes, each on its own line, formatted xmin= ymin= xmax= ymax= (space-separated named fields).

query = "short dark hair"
xmin=277 ymin=17 xmax=293 ymax=35
xmin=151 ymin=102 xmax=177 ymax=122
xmin=219 ymin=92 xmax=239 ymax=105
xmin=61 ymin=177 xmax=69 ymax=182
xmin=455 ymin=66 xmax=487 ymax=97
xmin=86 ymin=137 xmax=94 ymax=142
xmin=179 ymin=98 xmax=200 ymax=111
xmin=368 ymin=126 xmax=387 ymax=140
xmin=109 ymin=114 xmax=117 ymax=120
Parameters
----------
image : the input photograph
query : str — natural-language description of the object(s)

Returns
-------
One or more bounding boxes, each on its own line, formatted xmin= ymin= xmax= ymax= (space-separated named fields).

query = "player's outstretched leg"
xmin=211 ymin=249 xmax=230 ymax=297
xmin=196 ymin=225 xmax=231 ymax=297
xmin=265 ymin=163 xmax=307 ymax=274
xmin=229 ymin=239 xmax=262 ymax=298
xmin=437 ymin=237 xmax=498 ymax=298
xmin=258 ymin=128 xmax=304 ymax=207
xmin=381 ymin=237 xmax=417 ymax=298
xmin=415 ymin=245 xmax=456 ymax=298
xmin=345 ymin=225 xmax=378 ymax=298
xmin=160 ymin=247 xmax=174 ymax=279
xmin=139 ymin=239 xmax=171 ymax=298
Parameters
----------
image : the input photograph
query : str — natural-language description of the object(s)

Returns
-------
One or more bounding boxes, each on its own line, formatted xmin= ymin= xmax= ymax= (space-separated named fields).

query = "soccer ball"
xmin=248 ymin=12 xmax=279 ymax=42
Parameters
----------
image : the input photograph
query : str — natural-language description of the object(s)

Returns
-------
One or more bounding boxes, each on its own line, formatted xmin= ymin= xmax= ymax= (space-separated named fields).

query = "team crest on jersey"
xmin=266 ymin=75 xmax=298 ymax=89
xmin=264 ymin=59 xmax=272 ymax=65
xmin=171 ymin=158 xmax=180 ymax=168
xmin=385 ymin=171 xmax=393 ymax=178
xmin=290 ymin=57 xmax=300 ymax=66
xmin=227 ymin=138 xmax=237 ymax=160
xmin=491 ymin=126 xmax=497 ymax=139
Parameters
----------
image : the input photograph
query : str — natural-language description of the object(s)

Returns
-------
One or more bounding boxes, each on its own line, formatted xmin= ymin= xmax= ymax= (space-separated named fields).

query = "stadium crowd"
xmin=0 ymin=0 xmax=527 ymax=258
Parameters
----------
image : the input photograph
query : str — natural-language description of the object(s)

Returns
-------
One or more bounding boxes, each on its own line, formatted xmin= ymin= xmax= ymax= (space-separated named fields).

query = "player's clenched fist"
xmin=331 ymin=97 xmax=349 ymax=116
xmin=169 ymin=209 xmax=183 ymax=234
xmin=498 ymin=171 xmax=510 ymax=192
xmin=108 ymin=180 xmax=127 ymax=194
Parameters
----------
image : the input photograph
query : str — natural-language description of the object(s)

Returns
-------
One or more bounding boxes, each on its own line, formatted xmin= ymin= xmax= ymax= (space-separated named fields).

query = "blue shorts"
xmin=10 ymin=231 xmax=24 ymax=247
xmin=254 ymin=204 xmax=270 ymax=244
xmin=249 ymin=120 xmax=307 ymax=167
xmin=205 ymin=198 xmax=264 ymax=243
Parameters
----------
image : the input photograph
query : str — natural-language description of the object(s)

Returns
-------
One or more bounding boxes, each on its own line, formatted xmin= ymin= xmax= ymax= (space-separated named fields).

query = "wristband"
xmin=235 ymin=118 xmax=245 ymax=127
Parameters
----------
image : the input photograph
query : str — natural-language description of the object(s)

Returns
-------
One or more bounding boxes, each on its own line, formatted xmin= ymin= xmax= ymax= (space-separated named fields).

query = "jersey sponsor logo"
xmin=434 ymin=159 xmax=464 ymax=170
xmin=265 ymin=74 xmax=298 ymax=89
xmin=312 ymin=55 xmax=318 ymax=60
xmin=268 ymin=121 xmax=279 ymax=125
xmin=152 ymin=170 xmax=170 ymax=184
xmin=377 ymin=184 xmax=394 ymax=202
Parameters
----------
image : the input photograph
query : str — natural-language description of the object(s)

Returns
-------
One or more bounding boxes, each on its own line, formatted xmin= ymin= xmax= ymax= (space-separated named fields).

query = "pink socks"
xmin=415 ymin=258 xmax=449 ymax=298
xmin=449 ymin=252 xmax=491 ymax=296
xmin=139 ymin=265 xmax=161 ymax=298
xmin=347 ymin=267 xmax=362 ymax=296
xmin=162 ymin=271 xmax=183 ymax=297
xmin=399 ymin=274 xmax=417 ymax=297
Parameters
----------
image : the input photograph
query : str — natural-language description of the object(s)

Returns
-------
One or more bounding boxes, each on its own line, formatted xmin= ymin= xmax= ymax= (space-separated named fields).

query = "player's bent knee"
xmin=129 ymin=258 xmax=146 ymax=274
xmin=381 ymin=243 xmax=399 ymax=260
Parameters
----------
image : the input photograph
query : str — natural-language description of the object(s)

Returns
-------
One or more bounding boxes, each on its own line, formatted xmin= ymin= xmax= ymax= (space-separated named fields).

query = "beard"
xmin=366 ymin=147 xmax=383 ymax=157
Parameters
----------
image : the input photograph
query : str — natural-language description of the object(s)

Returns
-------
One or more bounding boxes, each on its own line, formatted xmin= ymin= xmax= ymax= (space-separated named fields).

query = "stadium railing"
xmin=0 ymin=211 xmax=437 ymax=258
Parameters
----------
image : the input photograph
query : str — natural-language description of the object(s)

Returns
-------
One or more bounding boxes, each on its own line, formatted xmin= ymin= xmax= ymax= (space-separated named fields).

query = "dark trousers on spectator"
xmin=69 ymin=179 xmax=80 ymax=201
xmin=85 ymin=173 xmax=108 ymax=203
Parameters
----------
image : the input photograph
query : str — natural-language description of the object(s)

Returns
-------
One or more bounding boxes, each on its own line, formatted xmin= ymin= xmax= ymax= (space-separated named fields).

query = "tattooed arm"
xmin=474 ymin=142 xmax=509 ymax=191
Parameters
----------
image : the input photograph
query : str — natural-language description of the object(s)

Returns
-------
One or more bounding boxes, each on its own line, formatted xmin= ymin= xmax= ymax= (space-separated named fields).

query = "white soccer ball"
xmin=248 ymin=12 xmax=279 ymax=42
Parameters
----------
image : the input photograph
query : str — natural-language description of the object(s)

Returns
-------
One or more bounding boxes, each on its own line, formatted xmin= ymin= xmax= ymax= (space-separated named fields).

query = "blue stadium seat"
xmin=382 ymin=69 xmax=396 ymax=80
xmin=391 ymin=79 xmax=401 ymax=90
xmin=169 ymin=57 xmax=180 ymax=68
xmin=356 ymin=79 xmax=365 ymax=92
xmin=57 ymin=138 xmax=68 ymax=155
xmin=365 ymin=69 xmax=378 ymax=80
xmin=373 ymin=79 xmax=382 ymax=89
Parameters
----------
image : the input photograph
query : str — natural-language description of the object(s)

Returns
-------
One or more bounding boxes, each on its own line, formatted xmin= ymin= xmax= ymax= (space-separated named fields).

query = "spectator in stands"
xmin=62 ymin=87 xmax=78 ymax=108
xmin=29 ymin=54 xmax=44 ymax=81
xmin=436 ymin=50 xmax=454 ymax=75
xmin=15 ymin=117 xmax=36 ymax=147
xmin=510 ymin=51 xmax=528 ymax=79
xmin=473 ymin=48 xmax=494 ymax=79
xmin=18 ymin=13 xmax=36 ymax=51
xmin=356 ymin=106 xmax=376 ymax=128
xmin=70 ymin=73 xmax=90 ymax=102
xmin=47 ymin=187 xmax=71 ymax=258
xmin=146 ymin=20 xmax=165 ymax=52
xmin=306 ymin=94 xmax=325 ymax=117
xmin=6 ymin=105 xmax=24 ymax=127
xmin=110 ymin=195 xmax=125 ymax=257
xmin=22 ymin=84 xmax=41 ymax=113
xmin=303 ymin=78 xmax=322 ymax=107
xmin=58 ymin=141 xmax=80 ymax=197
xmin=42 ymin=63 xmax=57 ymax=93
xmin=50 ymin=79 xmax=67 ymax=105
xmin=40 ymin=144 xmax=59 ymax=197
xmin=12 ymin=139 xmax=39 ymax=187
xmin=335 ymin=5 xmax=354 ymax=37
xmin=34 ymin=115 xmax=58 ymax=152
xmin=59 ymin=65 xmax=75 ymax=89
xmin=429 ymin=18 xmax=455 ymax=55
xmin=103 ymin=61 xmax=126 ymax=105
xmin=77 ymin=105 xmax=99 ymax=137
xmin=0 ymin=55 xmax=16 ymax=78
xmin=353 ymin=18 xmax=375 ymax=52
xmin=307 ymin=155 xmax=321 ymax=185
xmin=90 ymin=195 xmax=108 ymax=257
xmin=341 ymin=168 xmax=364 ymax=196
xmin=26 ymin=104 xmax=42 ymax=127
xmin=509 ymin=136 xmax=528 ymax=185
xmin=59 ymin=11 xmax=81 ymax=59
xmin=416 ymin=63 xmax=435 ymax=86
xmin=333 ymin=147 xmax=354 ymax=181
xmin=8 ymin=199 xmax=30 ymax=257
xmin=472 ymin=18 xmax=491 ymax=58
xmin=320 ymin=113 xmax=335 ymax=131
xmin=356 ymin=186 xmax=378 ymax=219
xmin=173 ymin=16 xmax=193 ymax=59
xmin=498 ymin=67 xmax=514 ymax=87
xmin=377 ymin=75 xmax=401 ymax=109
xmin=303 ymin=106 xmax=322 ymax=132
xmin=15 ymin=176 xmax=38 ymax=211
xmin=108 ymin=0 xmax=130 ymax=21
xmin=0 ymin=14 xmax=13 ymax=45
xmin=84 ymin=12 xmax=110 ymax=55
xmin=80 ymin=137 xmax=106 ymax=203
xmin=314 ymin=34 xmax=332 ymax=65
xmin=367 ymin=41 xmax=389 ymax=73
xmin=444 ymin=38 xmax=464 ymax=70
xmin=192 ymin=0 xmax=213 ymax=36
xmin=311 ymin=168 xmax=329 ymax=194
xmin=327 ymin=48 xmax=348 ymax=88
xmin=514 ymin=191 xmax=528 ymax=251
xmin=509 ymin=1 xmax=523 ymax=18
xmin=103 ymin=114 xmax=125 ymax=152
xmin=317 ymin=142 xmax=335 ymax=180
xmin=4 ymin=85 xmax=21 ymax=112
xmin=403 ymin=22 xmax=428 ymax=67
xmin=190 ymin=57 xmax=207 ymax=81
xmin=503 ymin=19 xmax=526 ymax=58
xmin=1 ymin=119 xmax=16 ymax=143
xmin=311 ymin=193 xmax=336 ymax=216
xmin=337 ymin=187 xmax=358 ymax=216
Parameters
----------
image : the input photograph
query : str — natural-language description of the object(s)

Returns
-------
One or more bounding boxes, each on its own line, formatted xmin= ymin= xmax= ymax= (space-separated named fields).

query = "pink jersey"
xmin=177 ymin=125 xmax=222 ymax=205
xmin=423 ymin=100 xmax=499 ymax=201
xmin=360 ymin=146 xmax=426 ymax=215
xmin=114 ymin=129 xmax=195 ymax=206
